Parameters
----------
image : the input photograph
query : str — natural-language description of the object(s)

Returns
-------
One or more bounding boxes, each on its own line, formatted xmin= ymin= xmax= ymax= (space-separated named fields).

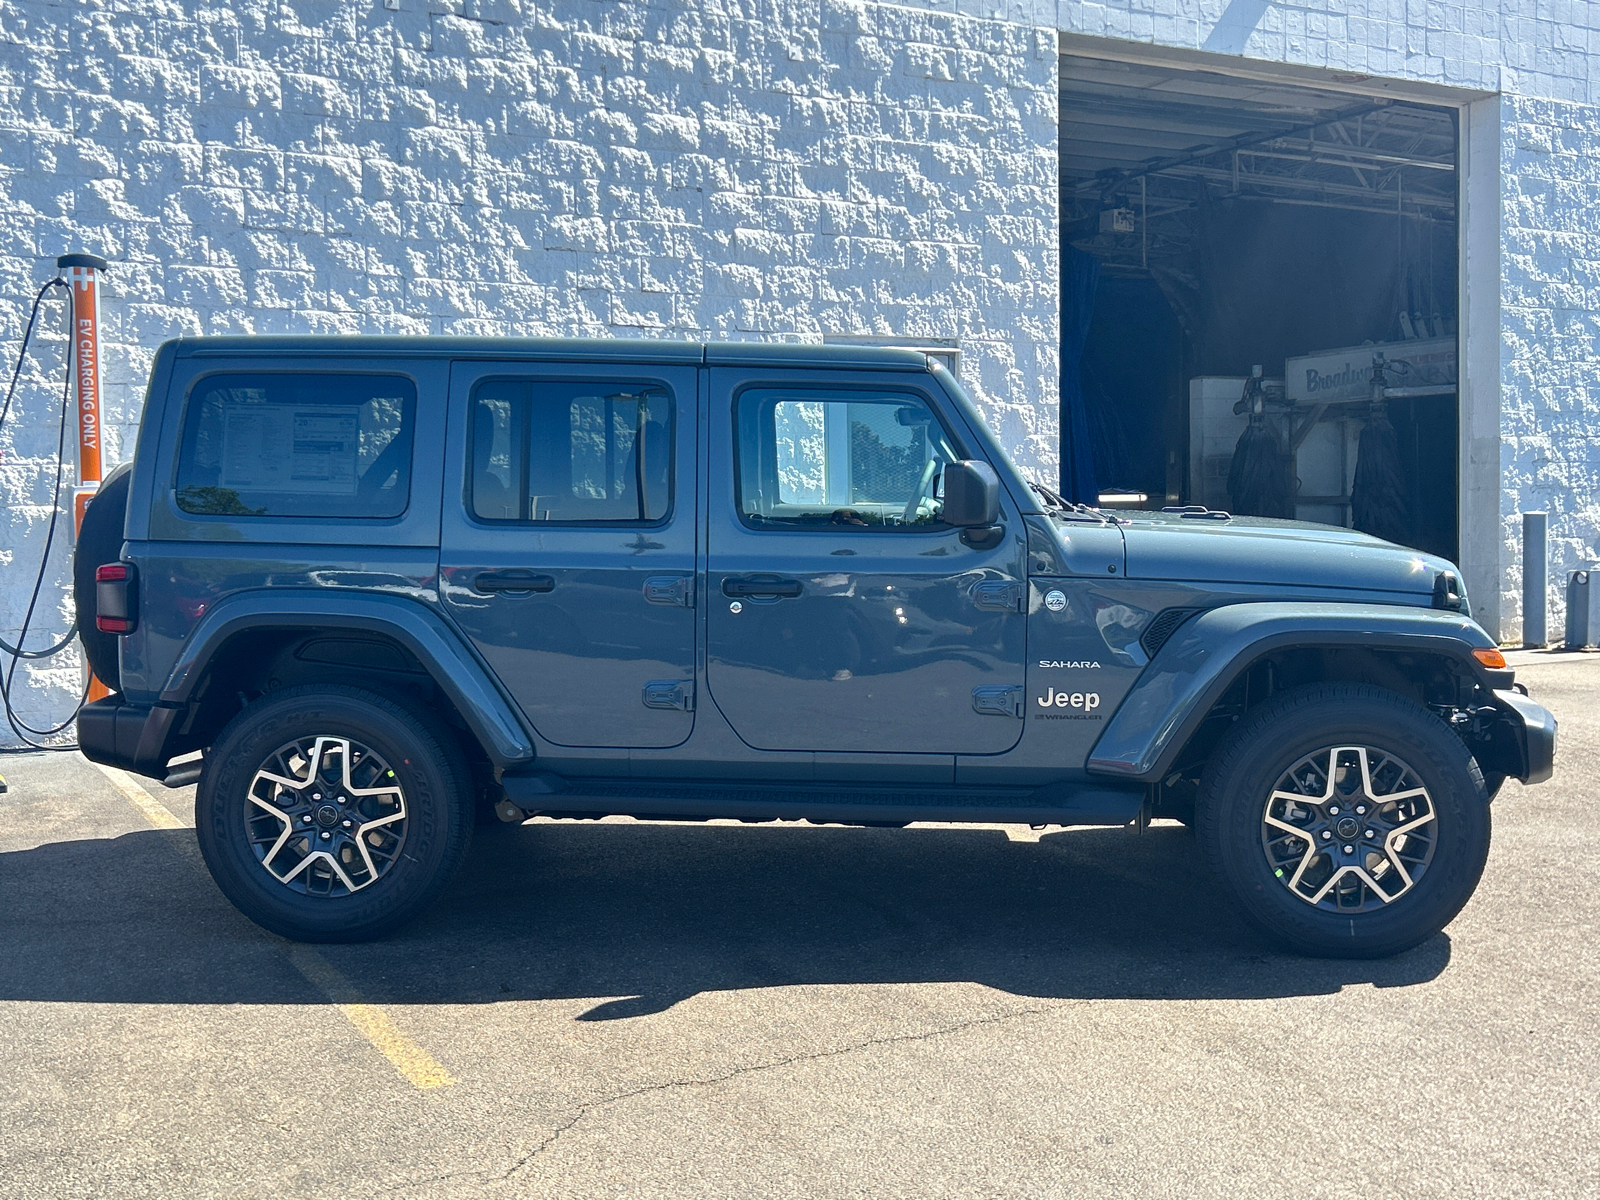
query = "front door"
xmin=705 ymin=368 xmax=1028 ymax=755
xmin=439 ymin=360 xmax=698 ymax=749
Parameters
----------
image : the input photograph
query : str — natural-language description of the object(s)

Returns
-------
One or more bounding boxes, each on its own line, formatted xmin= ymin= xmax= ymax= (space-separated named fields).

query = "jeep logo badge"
xmin=1043 ymin=589 xmax=1067 ymax=612
xmin=1037 ymin=688 xmax=1100 ymax=710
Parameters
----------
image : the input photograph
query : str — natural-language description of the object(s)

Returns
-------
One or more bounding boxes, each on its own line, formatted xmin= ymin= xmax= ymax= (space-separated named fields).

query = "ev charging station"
xmin=57 ymin=252 xmax=109 ymax=699
xmin=58 ymin=252 xmax=107 ymax=531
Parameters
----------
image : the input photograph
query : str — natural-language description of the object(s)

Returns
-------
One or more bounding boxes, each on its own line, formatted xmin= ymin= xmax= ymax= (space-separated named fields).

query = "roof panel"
xmin=172 ymin=336 xmax=929 ymax=369
xmin=177 ymin=335 xmax=708 ymax=361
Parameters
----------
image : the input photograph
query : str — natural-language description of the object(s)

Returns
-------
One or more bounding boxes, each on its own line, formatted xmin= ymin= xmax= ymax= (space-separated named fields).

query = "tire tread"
xmin=1196 ymin=682 xmax=1490 ymax=959
xmin=195 ymin=683 xmax=473 ymax=942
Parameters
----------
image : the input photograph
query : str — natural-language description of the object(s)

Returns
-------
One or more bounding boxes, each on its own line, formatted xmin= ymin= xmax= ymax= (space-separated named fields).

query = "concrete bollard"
xmin=1523 ymin=511 xmax=1548 ymax=648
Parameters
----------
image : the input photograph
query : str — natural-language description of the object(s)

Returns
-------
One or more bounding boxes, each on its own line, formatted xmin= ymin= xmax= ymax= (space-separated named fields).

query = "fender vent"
xmin=1140 ymin=607 xmax=1199 ymax=659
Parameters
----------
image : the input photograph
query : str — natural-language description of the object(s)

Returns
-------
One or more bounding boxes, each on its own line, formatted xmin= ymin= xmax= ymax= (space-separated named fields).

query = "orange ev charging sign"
xmin=57 ymin=253 xmax=107 ymax=499
xmin=57 ymin=252 xmax=110 ymax=700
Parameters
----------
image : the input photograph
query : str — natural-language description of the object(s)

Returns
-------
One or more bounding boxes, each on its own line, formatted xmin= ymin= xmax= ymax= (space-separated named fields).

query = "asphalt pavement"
xmin=0 ymin=654 xmax=1596 ymax=1198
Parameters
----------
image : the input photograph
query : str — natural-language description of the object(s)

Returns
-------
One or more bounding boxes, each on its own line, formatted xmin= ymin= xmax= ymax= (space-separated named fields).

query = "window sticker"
xmin=220 ymin=406 xmax=359 ymax=495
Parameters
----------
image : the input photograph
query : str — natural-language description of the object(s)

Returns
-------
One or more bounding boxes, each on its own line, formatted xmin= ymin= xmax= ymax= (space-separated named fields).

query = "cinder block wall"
xmin=0 ymin=0 xmax=1060 ymax=742
xmin=1499 ymin=94 xmax=1600 ymax=642
xmin=1063 ymin=0 xmax=1600 ymax=644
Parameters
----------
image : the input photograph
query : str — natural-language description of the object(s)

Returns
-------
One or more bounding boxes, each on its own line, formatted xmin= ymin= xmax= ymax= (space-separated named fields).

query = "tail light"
xmin=95 ymin=562 xmax=138 ymax=634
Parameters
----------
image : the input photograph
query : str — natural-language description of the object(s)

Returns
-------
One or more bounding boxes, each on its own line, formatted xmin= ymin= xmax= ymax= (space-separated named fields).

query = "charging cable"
xmin=0 ymin=276 xmax=88 ymax=751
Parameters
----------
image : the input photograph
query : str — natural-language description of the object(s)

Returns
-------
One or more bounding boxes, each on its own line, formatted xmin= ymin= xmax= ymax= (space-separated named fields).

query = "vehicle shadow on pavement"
xmin=0 ymin=820 xmax=1449 ymax=1013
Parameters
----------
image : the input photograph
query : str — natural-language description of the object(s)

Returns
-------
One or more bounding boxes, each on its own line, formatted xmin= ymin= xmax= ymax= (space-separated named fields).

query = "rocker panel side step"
xmin=498 ymin=773 xmax=1147 ymax=827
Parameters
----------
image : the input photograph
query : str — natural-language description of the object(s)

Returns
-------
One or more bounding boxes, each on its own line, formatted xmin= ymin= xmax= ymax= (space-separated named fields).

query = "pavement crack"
xmin=502 ymin=1002 xmax=1068 ymax=1178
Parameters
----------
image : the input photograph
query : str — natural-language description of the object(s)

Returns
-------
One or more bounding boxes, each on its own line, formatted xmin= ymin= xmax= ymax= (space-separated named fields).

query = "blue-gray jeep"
xmin=73 ymin=338 xmax=1556 ymax=957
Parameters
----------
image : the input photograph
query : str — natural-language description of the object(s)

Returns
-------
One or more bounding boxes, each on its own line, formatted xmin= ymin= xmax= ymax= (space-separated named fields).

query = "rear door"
xmin=704 ymin=367 xmax=1028 ymax=755
xmin=439 ymin=360 xmax=698 ymax=749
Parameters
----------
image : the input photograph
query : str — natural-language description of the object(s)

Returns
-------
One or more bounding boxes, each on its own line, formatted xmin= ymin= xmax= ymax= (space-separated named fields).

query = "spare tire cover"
xmin=72 ymin=461 xmax=133 ymax=694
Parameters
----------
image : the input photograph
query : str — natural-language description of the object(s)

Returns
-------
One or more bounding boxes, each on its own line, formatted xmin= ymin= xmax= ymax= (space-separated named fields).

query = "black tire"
xmin=72 ymin=461 xmax=133 ymax=693
xmin=1196 ymin=682 xmax=1491 ymax=959
xmin=195 ymin=685 xmax=473 ymax=943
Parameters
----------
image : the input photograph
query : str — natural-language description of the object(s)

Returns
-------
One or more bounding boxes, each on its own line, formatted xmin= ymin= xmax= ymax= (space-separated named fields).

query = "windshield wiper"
xmin=1029 ymin=481 xmax=1111 ymax=524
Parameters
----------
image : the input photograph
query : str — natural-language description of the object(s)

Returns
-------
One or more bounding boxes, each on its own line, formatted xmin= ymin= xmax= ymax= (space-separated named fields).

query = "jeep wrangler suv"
xmin=75 ymin=337 xmax=1556 ymax=957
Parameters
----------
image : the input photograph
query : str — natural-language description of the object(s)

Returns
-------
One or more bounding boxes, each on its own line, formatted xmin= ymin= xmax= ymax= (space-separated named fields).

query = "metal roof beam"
xmin=1071 ymin=100 xmax=1394 ymax=194
xmin=1240 ymin=146 xmax=1455 ymax=172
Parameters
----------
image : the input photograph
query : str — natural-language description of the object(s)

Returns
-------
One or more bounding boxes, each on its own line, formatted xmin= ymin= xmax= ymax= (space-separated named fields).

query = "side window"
xmin=736 ymin=389 xmax=962 ymax=530
xmin=175 ymin=373 xmax=416 ymax=518
xmin=469 ymin=379 xmax=672 ymax=523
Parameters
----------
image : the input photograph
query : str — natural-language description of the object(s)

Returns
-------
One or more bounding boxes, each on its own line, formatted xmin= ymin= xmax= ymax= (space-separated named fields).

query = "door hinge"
xmin=642 ymin=679 xmax=695 ymax=712
xmin=971 ymin=685 xmax=1023 ymax=718
xmin=972 ymin=580 xmax=1025 ymax=612
xmin=643 ymin=576 xmax=694 ymax=607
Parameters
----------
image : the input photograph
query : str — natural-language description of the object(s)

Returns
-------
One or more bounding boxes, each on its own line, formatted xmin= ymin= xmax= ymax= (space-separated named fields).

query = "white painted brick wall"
xmin=1500 ymin=93 xmax=1600 ymax=639
xmin=1059 ymin=1 xmax=1600 ymax=644
xmin=0 ymin=0 xmax=1060 ymax=744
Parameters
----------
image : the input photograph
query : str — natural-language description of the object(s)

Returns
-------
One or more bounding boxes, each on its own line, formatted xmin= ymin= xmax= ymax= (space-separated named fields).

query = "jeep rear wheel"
xmin=195 ymin=685 xmax=473 ymax=943
xmin=1197 ymin=682 xmax=1491 ymax=958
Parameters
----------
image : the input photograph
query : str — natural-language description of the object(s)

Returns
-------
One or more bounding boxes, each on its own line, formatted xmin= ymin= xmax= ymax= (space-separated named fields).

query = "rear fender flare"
xmin=161 ymin=590 xmax=535 ymax=769
xmin=1086 ymin=602 xmax=1502 ymax=783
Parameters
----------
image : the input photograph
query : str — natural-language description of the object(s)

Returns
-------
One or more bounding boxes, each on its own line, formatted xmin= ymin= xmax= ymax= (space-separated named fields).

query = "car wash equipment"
xmin=1350 ymin=352 xmax=1410 ymax=546
xmin=1226 ymin=365 xmax=1295 ymax=518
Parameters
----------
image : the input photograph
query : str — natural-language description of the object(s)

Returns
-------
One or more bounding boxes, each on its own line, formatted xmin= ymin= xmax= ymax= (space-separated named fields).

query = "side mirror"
xmin=941 ymin=460 xmax=1001 ymax=527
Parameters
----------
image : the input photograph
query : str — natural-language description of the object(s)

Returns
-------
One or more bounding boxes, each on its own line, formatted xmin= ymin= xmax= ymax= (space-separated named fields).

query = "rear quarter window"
xmin=468 ymin=378 xmax=673 ymax=524
xmin=174 ymin=373 xmax=416 ymax=519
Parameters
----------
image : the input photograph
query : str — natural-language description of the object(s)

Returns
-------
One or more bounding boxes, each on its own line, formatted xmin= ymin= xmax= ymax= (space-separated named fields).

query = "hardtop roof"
xmin=170 ymin=335 xmax=933 ymax=370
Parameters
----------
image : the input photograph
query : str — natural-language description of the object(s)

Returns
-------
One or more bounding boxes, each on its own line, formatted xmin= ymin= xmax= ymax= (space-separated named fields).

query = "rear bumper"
xmin=77 ymin=695 xmax=180 ymax=779
xmin=1490 ymin=688 xmax=1557 ymax=786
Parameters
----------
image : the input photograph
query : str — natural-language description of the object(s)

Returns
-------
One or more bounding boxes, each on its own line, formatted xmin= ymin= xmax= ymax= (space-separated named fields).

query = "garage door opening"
xmin=1060 ymin=54 xmax=1460 ymax=561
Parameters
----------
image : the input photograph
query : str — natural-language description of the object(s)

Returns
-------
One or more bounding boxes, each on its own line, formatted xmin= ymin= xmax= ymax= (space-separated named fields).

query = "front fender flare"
xmin=1086 ymin=602 xmax=1501 ymax=783
xmin=161 ymin=589 xmax=536 ymax=769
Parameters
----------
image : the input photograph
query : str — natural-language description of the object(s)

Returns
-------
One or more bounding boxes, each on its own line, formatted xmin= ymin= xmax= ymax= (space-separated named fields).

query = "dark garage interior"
xmin=1059 ymin=54 xmax=1460 ymax=560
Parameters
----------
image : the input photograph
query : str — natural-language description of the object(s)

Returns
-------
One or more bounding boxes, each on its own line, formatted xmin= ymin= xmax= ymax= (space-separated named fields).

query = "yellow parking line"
xmin=93 ymin=761 xmax=187 ymax=829
xmin=287 ymin=948 xmax=456 ymax=1090
xmin=95 ymin=757 xmax=454 ymax=1091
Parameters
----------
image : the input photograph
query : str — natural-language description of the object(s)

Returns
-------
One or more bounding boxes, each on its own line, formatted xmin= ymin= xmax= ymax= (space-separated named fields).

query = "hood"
xmin=1118 ymin=512 xmax=1457 ymax=601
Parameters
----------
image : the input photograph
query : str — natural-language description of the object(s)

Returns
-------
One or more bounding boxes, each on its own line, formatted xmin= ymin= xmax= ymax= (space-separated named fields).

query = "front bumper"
xmin=77 ymin=694 xmax=181 ymax=779
xmin=1488 ymin=687 xmax=1557 ymax=786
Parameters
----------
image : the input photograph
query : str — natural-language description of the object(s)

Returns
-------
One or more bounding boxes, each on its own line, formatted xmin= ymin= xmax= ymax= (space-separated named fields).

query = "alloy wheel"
xmin=244 ymin=735 xmax=408 ymax=896
xmin=1260 ymin=744 xmax=1437 ymax=912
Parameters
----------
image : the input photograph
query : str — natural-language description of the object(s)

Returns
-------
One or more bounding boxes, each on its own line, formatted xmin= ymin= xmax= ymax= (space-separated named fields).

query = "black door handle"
xmin=473 ymin=570 xmax=555 ymax=594
xmin=722 ymin=576 xmax=803 ymax=599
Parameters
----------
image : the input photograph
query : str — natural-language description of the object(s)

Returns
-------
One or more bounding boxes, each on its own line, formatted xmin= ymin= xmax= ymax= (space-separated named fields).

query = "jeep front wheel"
xmin=1196 ymin=682 xmax=1492 ymax=959
xmin=195 ymin=685 xmax=473 ymax=943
